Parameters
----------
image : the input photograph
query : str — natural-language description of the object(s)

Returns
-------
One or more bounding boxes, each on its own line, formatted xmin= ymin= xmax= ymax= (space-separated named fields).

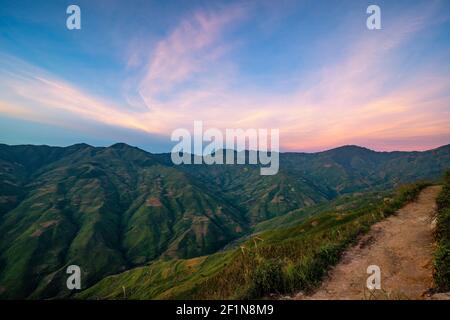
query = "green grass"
xmin=2 ymin=143 xmax=447 ymax=299
xmin=192 ymin=181 xmax=430 ymax=299
xmin=434 ymin=170 xmax=450 ymax=292
xmin=79 ymin=181 xmax=430 ymax=299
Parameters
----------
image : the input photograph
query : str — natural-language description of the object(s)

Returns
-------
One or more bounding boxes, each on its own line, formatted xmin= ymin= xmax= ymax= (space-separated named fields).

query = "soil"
xmin=294 ymin=186 xmax=448 ymax=300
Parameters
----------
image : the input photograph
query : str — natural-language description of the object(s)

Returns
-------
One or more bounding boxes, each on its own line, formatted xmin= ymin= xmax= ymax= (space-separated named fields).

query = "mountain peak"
xmin=330 ymin=145 xmax=374 ymax=151
xmin=321 ymin=145 xmax=376 ymax=155
xmin=68 ymin=143 xmax=92 ymax=149
xmin=109 ymin=142 xmax=134 ymax=149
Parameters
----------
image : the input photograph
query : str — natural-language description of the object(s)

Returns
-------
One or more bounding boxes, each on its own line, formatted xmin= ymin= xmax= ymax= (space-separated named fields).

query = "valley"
xmin=0 ymin=142 xmax=449 ymax=299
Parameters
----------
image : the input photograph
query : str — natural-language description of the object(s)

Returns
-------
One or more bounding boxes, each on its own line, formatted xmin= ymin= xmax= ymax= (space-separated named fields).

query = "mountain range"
xmin=0 ymin=142 xmax=449 ymax=299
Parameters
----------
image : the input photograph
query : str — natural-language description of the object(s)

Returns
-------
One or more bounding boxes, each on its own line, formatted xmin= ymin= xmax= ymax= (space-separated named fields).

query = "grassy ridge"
xmin=2 ymin=143 xmax=447 ymax=298
xmin=189 ymin=182 xmax=430 ymax=299
xmin=79 ymin=182 xmax=430 ymax=299
xmin=434 ymin=170 xmax=450 ymax=292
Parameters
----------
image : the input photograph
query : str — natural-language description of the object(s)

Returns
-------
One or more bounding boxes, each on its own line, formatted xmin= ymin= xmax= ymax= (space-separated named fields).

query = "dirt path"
xmin=295 ymin=185 xmax=443 ymax=300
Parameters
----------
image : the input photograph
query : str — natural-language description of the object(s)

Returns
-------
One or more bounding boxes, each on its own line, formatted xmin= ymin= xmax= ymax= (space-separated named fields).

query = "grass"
xmin=193 ymin=181 xmax=430 ymax=299
xmin=79 ymin=181 xmax=431 ymax=299
xmin=434 ymin=170 xmax=450 ymax=292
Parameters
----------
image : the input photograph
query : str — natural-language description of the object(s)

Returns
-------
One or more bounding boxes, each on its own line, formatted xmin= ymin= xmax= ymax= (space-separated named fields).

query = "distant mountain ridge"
xmin=0 ymin=142 xmax=449 ymax=298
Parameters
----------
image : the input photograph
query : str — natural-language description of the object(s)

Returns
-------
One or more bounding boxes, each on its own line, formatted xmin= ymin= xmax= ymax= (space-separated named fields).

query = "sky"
xmin=0 ymin=0 xmax=449 ymax=152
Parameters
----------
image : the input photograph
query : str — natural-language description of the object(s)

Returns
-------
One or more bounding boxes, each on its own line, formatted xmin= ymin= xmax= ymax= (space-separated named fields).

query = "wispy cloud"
xmin=141 ymin=7 xmax=244 ymax=94
xmin=0 ymin=1 xmax=449 ymax=151
xmin=0 ymin=55 xmax=158 ymax=133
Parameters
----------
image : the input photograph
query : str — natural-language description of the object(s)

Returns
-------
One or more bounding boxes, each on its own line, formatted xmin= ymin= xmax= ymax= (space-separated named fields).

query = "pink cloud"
xmin=0 ymin=3 xmax=449 ymax=152
xmin=139 ymin=6 xmax=245 ymax=100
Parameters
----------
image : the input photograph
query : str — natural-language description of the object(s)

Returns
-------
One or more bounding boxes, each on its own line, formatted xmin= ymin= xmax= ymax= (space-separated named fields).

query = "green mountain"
xmin=0 ymin=143 xmax=449 ymax=299
xmin=77 ymin=182 xmax=431 ymax=299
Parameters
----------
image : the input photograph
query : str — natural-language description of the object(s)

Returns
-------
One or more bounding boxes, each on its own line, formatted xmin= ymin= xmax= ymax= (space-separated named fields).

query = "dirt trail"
xmin=296 ymin=185 xmax=443 ymax=300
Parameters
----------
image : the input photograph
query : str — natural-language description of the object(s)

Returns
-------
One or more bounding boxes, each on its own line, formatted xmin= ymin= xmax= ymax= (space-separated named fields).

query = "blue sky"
xmin=0 ymin=0 xmax=449 ymax=152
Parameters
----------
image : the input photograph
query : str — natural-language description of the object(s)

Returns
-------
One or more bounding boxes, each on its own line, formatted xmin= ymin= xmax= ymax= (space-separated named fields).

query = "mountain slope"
xmin=0 ymin=144 xmax=246 ymax=298
xmin=297 ymin=186 xmax=441 ymax=299
xmin=0 ymin=143 xmax=449 ymax=299
xmin=78 ymin=182 xmax=430 ymax=299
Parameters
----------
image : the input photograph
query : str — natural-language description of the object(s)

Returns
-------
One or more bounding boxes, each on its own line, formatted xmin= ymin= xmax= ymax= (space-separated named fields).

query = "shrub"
xmin=434 ymin=242 xmax=450 ymax=291
xmin=249 ymin=259 xmax=283 ymax=297
xmin=434 ymin=170 xmax=450 ymax=291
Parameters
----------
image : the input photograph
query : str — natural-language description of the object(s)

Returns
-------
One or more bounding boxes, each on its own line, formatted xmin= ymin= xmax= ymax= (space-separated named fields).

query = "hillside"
xmin=297 ymin=186 xmax=442 ymax=299
xmin=0 ymin=143 xmax=449 ymax=299
xmin=78 ymin=182 xmax=431 ymax=299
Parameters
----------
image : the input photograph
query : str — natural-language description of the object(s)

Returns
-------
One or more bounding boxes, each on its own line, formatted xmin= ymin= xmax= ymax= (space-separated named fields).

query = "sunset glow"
xmin=1 ymin=0 xmax=449 ymax=152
